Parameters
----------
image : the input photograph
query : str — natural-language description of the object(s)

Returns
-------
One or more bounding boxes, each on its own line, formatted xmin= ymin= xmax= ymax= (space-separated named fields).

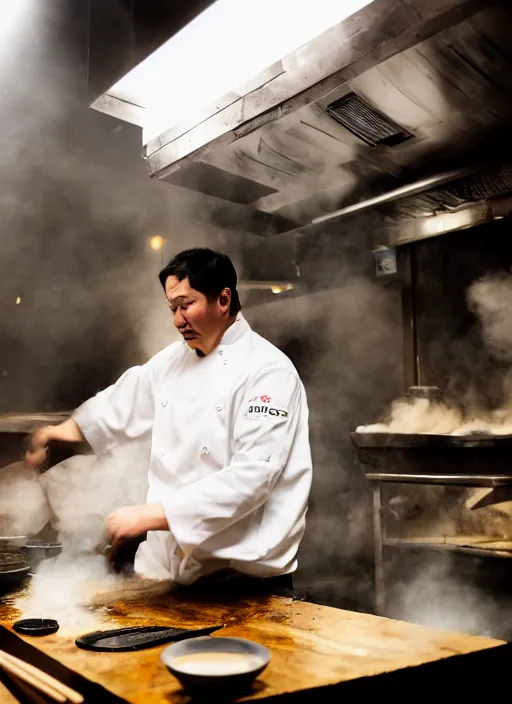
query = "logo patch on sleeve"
xmin=246 ymin=404 xmax=288 ymax=419
xmin=249 ymin=395 xmax=272 ymax=403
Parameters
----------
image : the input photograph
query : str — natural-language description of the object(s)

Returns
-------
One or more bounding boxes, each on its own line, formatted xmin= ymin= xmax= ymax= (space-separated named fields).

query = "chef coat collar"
xmin=218 ymin=313 xmax=249 ymax=347
xmin=187 ymin=313 xmax=250 ymax=357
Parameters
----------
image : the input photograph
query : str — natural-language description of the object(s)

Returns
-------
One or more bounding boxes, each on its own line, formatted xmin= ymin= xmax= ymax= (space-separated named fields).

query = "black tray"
xmin=75 ymin=624 xmax=224 ymax=652
xmin=351 ymin=431 xmax=512 ymax=449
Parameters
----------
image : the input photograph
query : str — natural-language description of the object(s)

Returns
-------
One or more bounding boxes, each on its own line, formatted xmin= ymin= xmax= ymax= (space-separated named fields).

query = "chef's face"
xmin=165 ymin=276 xmax=232 ymax=355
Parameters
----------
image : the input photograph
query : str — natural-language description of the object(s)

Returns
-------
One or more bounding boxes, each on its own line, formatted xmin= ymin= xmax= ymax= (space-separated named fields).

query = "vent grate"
xmin=325 ymin=92 xmax=414 ymax=148
xmin=377 ymin=165 xmax=512 ymax=221
xmin=445 ymin=165 xmax=512 ymax=201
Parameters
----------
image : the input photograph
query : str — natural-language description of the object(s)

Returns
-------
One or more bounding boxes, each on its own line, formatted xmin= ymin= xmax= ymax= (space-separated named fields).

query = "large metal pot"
xmin=0 ymin=565 xmax=30 ymax=597
xmin=0 ymin=538 xmax=31 ymax=596
xmin=21 ymin=539 xmax=62 ymax=571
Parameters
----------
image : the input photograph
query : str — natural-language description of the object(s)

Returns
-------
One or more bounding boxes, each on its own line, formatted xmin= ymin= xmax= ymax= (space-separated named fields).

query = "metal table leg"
xmin=372 ymin=481 xmax=385 ymax=615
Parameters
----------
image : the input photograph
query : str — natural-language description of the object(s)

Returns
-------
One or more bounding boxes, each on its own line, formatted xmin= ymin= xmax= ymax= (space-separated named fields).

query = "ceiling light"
xmin=110 ymin=0 xmax=373 ymax=142
xmin=15 ymin=296 xmax=21 ymax=305
xmin=149 ymin=235 xmax=165 ymax=251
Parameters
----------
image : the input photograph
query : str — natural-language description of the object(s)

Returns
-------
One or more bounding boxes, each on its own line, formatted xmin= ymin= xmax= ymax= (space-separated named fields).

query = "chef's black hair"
xmin=158 ymin=248 xmax=241 ymax=315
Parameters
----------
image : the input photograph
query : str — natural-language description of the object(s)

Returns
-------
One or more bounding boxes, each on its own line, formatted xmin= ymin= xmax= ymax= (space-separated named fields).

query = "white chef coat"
xmin=73 ymin=314 xmax=312 ymax=584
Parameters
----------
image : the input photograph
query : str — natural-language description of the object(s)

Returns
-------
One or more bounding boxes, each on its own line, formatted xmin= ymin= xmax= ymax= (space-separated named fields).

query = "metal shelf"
xmin=383 ymin=537 xmax=512 ymax=560
xmin=366 ymin=472 xmax=512 ymax=487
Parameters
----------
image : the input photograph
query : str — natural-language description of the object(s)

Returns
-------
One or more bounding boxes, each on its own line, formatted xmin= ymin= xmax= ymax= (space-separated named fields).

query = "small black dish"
xmin=13 ymin=618 xmax=60 ymax=636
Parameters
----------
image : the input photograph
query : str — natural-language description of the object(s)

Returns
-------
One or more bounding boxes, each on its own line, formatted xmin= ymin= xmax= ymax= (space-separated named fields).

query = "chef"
xmin=25 ymin=248 xmax=312 ymax=592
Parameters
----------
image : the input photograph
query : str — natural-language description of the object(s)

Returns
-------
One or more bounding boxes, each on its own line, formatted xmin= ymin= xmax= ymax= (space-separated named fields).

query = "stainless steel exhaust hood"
xmin=89 ymin=0 xmax=512 ymax=240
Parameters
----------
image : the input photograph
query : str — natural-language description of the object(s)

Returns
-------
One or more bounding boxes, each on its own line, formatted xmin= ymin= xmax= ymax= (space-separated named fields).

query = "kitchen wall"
xmin=414 ymin=218 xmax=512 ymax=409
xmin=245 ymin=222 xmax=403 ymax=608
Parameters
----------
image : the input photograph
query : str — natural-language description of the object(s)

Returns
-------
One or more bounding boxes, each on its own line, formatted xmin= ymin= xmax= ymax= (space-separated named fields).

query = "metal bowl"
xmin=21 ymin=540 xmax=62 ymax=571
xmin=405 ymin=385 xmax=443 ymax=402
xmin=161 ymin=636 xmax=271 ymax=695
xmin=0 ymin=536 xmax=27 ymax=549
xmin=0 ymin=565 xmax=31 ymax=597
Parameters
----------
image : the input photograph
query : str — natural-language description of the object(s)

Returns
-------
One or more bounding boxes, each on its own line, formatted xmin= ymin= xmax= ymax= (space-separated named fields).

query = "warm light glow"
xmin=238 ymin=281 xmax=294 ymax=294
xmin=149 ymin=235 xmax=165 ymax=251
xmin=110 ymin=0 xmax=373 ymax=141
xmin=15 ymin=296 xmax=21 ymax=305
xmin=420 ymin=210 xmax=478 ymax=238
xmin=271 ymin=285 xmax=293 ymax=294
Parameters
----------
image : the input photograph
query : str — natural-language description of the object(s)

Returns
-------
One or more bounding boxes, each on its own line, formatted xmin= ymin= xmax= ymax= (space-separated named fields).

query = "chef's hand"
xmin=105 ymin=503 xmax=169 ymax=546
xmin=24 ymin=419 xmax=86 ymax=469
xmin=24 ymin=426 xmax=53 ymax=469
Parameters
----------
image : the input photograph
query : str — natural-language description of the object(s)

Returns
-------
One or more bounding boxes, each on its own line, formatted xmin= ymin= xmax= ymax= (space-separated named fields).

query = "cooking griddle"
xmin=352 ymin=431 xmax=512 ymax=482
xmin=351 ymin=432 xmax=512 ymax=449
xmin=75 ymin=624 xmax=224 ymax=652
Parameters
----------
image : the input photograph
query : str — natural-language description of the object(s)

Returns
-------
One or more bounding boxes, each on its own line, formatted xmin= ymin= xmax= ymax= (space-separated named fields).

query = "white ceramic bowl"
xmin=161 ymin=636 xmax=271 ymax=694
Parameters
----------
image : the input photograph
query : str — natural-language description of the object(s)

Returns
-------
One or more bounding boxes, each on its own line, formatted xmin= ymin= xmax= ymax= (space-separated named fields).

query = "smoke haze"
xmin=357 ymin=271 xmax=512 ymax=436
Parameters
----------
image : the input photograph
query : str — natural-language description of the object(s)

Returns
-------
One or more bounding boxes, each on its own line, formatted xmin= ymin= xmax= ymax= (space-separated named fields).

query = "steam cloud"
xmin=12 ymin=553 xmax=120 ymax=635
xmin=358 ymin=272 xmax=512 ymax=437
xmin=467 ymin=273 xmax=512 ymax=362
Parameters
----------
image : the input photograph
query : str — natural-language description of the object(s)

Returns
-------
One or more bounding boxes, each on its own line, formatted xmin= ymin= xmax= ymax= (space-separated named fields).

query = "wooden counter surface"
xmin=0 ymin=589 xmax=506 ymax=702
xmin=0 ymin=679 xmax=19 ymax=704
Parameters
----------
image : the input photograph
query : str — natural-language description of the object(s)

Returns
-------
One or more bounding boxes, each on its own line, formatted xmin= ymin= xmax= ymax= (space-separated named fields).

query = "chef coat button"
xmin=216 ymin=406 xmax=222 ymax=412
xmin=223 ymin=360 xmax=228 ymax=365
xmin=201 ymin=446 xmax=209 ymax=456
xmin=161 ymin=399 xmax=168 ymax=407
xmin=219 ymin=350 xmax=223 ymax=356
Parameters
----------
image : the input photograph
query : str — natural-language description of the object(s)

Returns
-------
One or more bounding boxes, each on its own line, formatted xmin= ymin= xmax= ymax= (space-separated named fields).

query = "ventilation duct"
xmin=382 ymin=165 xmax=512 ymax=220
xmin=325 ymin=92 xmax=414 ymax=148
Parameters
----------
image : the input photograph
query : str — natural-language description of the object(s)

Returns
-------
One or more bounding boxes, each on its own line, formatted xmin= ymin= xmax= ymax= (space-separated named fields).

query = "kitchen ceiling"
xmin=90 ymin=0 xmax=512 ymax=240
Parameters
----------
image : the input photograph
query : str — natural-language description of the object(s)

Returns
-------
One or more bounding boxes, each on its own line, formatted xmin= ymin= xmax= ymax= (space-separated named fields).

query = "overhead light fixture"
xmin=15 ymin=296 xmax=21 ymax=305
xmin=148 ymin=235 xmax=166 ymax=252
xmin=110 ymin=0 xmax=373 ymax=142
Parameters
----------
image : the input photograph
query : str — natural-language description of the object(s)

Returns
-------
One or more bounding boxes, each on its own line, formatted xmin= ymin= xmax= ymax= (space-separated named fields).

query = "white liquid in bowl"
xmin=172 ymin=652 xmax=263 ymax=676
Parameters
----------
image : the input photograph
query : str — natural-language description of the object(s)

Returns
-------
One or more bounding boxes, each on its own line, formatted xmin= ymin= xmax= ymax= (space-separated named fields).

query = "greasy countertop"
xmin=0 ymin=583 xmax=506 ymax=703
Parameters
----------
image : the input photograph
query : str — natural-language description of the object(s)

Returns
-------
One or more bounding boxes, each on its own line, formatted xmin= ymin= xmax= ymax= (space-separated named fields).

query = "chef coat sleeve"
xmin=71 ymin=360 xmax=156 ymax=455
xmin=163 ymin=367 xmax=302 ymax=556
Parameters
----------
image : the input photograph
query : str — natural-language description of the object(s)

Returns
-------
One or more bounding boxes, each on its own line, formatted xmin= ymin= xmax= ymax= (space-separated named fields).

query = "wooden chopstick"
xmin=0 ymin=650 xmax=84 ymax=704
xmin=6 ymin=674 xmax=49 ymax=704
xmin=0 ymin=655 xmax=66 ymax=703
